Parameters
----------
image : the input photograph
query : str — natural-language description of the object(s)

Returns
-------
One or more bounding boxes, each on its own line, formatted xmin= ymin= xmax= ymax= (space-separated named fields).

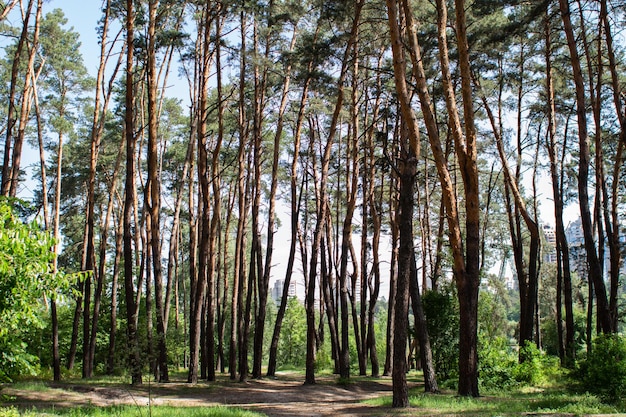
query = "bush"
xmin=422 ymin=287 xmax=459 ymax=383
xmin=479 ymin=338 xmax=562 ymax=391
xmin=478 ymin=336 xmax=518 ymax=390
xmin=578 ymin=334 xmax=626 ymax=403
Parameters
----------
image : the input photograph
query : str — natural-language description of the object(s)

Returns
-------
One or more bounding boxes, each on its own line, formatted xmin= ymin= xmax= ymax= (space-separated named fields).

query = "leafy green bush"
xmin=578 ymin=334 xmax=626 ymax=403
xmin=422 ymin=287 xmax=459 ymax=383
xmin=277 ymin=297 xmax=307 ymax=368
xmin=479 ymin=338 xmax=562 ymax=391
xmin=514 ymin=341 xmax=561 ymax=386
xmin=478 ymin=335 xmax=518 ymax=390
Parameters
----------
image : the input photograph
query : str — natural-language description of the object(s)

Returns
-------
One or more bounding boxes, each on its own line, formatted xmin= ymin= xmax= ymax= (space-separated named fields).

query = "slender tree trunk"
xmin=305 ymin=1 xmax=364 ymax=384
xmin=230 ymin=11 xmax=248 ymax=381
xmin=33 ymin=79 xmax=61 ymax=382
xmin=188 ymin=2 xmax=215 ymax=384
xmin=544 ymin=9 xmax=575 ymax=363
xmin=143 ymin=0 xmax=169 ymax=383
xmin=558 ymin=0 xmax=612 ymax=334
xmin=410 ymin=253 xmax=438 ymax=392
xmin=1 ymin=0 xmax=33 ymax=196
xmin=81 ymin=0 xmax=116 ymax=379
xmin=107 ymin=213 xmax=124 ymax=374
xmin=386 ymin=0 xmax=425 ymax=404
xmin=123 ymin=0 xmax=142 ymax=385
xmin=209 ymin=9 xmax=225 ymax=379
xmin=250 ymin=17 xmax=268 ymax=380
xmin=476 ymin=77 xmax=540 ymax=350
xmin=384 ymin=148 xmax=399 ymax=377
xmin=266 ymin=22 xmax=312 ymax=378
xmin=600 ymin=0 xmax=624 ymax=331
xmin=391 ymin=140 xmax=416 ymax=407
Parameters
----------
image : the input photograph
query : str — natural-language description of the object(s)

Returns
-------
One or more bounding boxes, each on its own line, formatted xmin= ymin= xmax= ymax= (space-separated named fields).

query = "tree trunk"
xmin=391 ymin=144 xmax=416 ymax=408
xmin=251 ymin=17 xmax=268 ymax=380
xmin=476 ymin=77 xmax=540 ymax=350
xmin=558 ymin=0 xmax=612 ymax=334
xmin=266 ymin=23 xmax=314 ymax=377
xmin=599 ymin=0 xmax=624 ymax=331
xmin=144 ymin=0 xmax=169 ymax=383
xmin=188 ymin=2 xmax=215 ymax=384
xmin=305 ymin=1 xmax=364 ymax=385
xmin=544 ymin=9 xmax=575 ymax=363
xmin=123 ymin=0 xmax=142 ymax=385
xmin=410 ymin=254 xmax=438 ymax=392
xmin=385 ymin=0 xmax=426 ymax=404
xmin=1 ymin=0 xmax=34 ymax=196
xmin=107 ymin=215 xmax=124 ymax=374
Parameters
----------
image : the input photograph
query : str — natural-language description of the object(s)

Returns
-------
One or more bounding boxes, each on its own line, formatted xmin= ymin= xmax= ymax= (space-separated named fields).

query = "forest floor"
xmin=4 ymin=372 xmax=626 ymax=416
xmin=1 ymin=372 xmax=412 ymax=416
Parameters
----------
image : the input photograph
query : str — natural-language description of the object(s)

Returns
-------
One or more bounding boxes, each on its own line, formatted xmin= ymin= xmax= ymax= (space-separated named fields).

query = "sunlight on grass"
xmin=363 ymin=388 xmax=624 ymax=415
xmin=0 ymin=405 xmax=266 ymax=417
xmin=4 ymin=382 xmax=49 ymax=392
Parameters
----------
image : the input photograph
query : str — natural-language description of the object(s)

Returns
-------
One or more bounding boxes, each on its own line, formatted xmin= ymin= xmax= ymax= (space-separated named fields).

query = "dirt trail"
xmin=1 ymin=373 xmax=415 ymax=416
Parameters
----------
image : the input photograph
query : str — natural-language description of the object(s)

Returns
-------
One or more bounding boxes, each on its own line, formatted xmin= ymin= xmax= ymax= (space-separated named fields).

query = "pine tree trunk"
xmin=410 ymin=254 xmax=438 ymax=392
xmin=123 ymin=0 xmax=142 ymax=385
xmin=558 ymin=0 xmax=612 ymax=334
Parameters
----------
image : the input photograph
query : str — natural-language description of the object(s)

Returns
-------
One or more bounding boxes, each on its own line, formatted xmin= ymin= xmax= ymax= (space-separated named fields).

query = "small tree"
xmin=0 ymin=199 xmax=76 ymax=381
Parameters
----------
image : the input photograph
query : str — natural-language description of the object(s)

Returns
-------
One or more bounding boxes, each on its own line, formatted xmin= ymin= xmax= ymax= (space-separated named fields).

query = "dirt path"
xmin=2 ymin=373 xmax=416 ymax=416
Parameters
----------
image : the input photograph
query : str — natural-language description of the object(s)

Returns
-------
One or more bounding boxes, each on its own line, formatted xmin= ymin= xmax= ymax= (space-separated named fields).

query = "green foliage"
xmin=422 ymin=287 xmax=459 ymax=383
xmin=478 ymin=335 xmax=518 ymax=390
xmin=0 ymin=408 xmax=21 ymax=417
xmin=277 ymin=297 xmax=307 ymax=368
xmin=514 ymin=341 xmax=561 ymax=386
xmin=0 ymin=199 xmax=78 ymax=381
xmin=541 ymin=307 xmax=588 ymax=358
xmin=479 ymin=338 xmax=562 ymax=391
xmin=577 ymin=334 xmax=626 ymax=403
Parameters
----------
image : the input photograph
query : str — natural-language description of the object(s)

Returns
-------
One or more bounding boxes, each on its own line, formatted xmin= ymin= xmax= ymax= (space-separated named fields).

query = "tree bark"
xmin=305 ymin=0 xmax=364 ymax=385
xmin=123 ymin=0 xmax=142 ymax=385
xmin=266 ymin=23 xmax=313 ymax=378
xmin=1 ymin=0 xmax=34 ymax=196
xmin=558 ymin=0 xmax=612 ymax=334
xmin=145 ymin=0 xmax=169 ymax=383
xmin=544 ymin=8 xmax=575 ymax=363
xmin=410 ymin=254 xmax=438 ymax=392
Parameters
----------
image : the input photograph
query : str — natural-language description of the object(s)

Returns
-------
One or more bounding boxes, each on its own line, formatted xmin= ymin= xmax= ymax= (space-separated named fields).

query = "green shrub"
xmin=422 ymin=287 xmax=459 ymax=383
xmin=514 ymin=341 xmax=561 ymax=386
xmin=578 ymin=334 xmax=626 ymax=403
xmin=478 ymin=336 xmax=518 ymax=390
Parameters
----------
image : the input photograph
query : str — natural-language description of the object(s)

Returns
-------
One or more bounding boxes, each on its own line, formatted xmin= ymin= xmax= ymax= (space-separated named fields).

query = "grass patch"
xmin=0 ymin=405 xmax=266 ymax=417
xmin=364 ymin=386 xmax=625 ymax=415
xmin=3 ymin=382 xmax=49 ymax=393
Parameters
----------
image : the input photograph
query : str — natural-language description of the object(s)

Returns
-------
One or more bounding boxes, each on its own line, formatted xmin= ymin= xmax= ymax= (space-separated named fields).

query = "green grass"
xmin=363 ymin=386 xmax=625 ymax=415
xmin=2 ymin=382 xmax=49 ymax=393
xmin=0 ymin=405 xmax=266 ymax=417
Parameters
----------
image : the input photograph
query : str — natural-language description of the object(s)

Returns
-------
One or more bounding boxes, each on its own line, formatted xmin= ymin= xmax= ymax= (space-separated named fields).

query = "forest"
xmin=0 ymin=0 xmax=625 ymax=413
